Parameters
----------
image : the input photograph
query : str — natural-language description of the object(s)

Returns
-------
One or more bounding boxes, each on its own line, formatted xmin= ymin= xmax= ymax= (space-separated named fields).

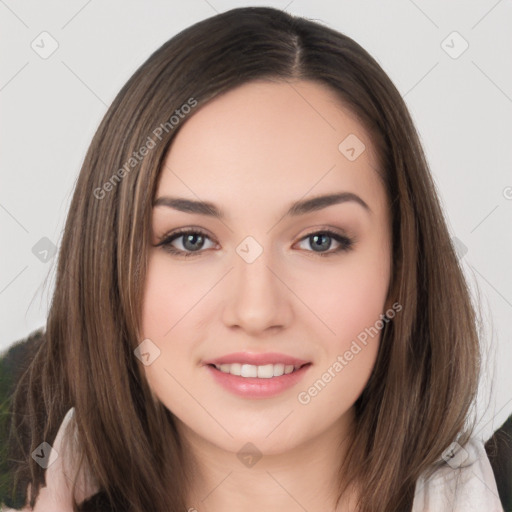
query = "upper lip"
xmin=203 ymin=352 xmax=311 ymax=367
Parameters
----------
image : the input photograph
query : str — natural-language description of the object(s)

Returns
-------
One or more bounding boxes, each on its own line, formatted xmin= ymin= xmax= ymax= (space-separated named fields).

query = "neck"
xmin=178 ymin=408 xmax=358 ymax=512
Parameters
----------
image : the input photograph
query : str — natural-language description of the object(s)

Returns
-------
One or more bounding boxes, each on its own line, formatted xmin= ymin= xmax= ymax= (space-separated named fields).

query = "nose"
xmin=221 ymin=247 xmax=293 ymax=336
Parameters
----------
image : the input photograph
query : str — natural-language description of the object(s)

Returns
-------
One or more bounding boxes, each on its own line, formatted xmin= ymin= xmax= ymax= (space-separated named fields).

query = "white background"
xmin=0 ymin=0 xmax=511 ymax=440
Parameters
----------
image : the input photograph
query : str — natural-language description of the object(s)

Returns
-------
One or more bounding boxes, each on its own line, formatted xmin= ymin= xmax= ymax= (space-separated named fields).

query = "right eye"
xmin=156 ymin=228 xmax=217 ymax=258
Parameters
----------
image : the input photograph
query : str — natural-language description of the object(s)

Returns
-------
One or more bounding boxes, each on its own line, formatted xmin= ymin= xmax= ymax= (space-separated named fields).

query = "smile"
xmin=205 ymin=362 xmax=312 ymax=399
xmin=212 ymin=362 xmax=306 ymax=378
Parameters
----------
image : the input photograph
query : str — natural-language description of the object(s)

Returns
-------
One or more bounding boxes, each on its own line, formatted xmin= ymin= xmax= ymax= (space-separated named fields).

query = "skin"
xmin=141 ymin=79 xmax=392 ymax=511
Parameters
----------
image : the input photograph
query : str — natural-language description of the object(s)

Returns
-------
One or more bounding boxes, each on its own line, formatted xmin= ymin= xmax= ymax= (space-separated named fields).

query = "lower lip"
xmin=204 ymin=363 xmax=312 ymax=399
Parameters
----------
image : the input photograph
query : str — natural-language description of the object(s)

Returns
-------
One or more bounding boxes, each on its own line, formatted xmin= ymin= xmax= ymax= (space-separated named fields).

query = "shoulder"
xmin=2 ymin=408 xmax=100 ymax=512
xmin=412 ymin=437 xmax=504 ymax=512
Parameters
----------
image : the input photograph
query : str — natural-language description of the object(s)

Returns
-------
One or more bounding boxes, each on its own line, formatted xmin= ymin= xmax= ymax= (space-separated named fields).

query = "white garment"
xmin=2 ymin=408 xmax=506 ymax=511
xmin=2 ymin=408 xmax=98 ymax=512
xmin=411 ymin=436 xmax=504 ymax=512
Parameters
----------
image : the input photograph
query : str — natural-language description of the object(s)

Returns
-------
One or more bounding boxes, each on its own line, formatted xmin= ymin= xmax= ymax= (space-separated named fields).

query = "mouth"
xmin=207 ymin=362 xmax=311 ymax=378
xmin=204 ymin=362 xmax=313 ymax=399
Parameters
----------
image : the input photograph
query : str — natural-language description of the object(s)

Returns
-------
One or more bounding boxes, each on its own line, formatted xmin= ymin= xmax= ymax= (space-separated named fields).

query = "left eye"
xmin=156 ymin=229 xmax=354 ymax=258
xmin=295 ymin=231 xmax=354 ymax=256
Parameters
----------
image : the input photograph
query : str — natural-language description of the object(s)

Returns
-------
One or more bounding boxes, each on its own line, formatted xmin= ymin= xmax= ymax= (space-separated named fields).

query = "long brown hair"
xmin=5 ymin=6 xmax=481 ymax=511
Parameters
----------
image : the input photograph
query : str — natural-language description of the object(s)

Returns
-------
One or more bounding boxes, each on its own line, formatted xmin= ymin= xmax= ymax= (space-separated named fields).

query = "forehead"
xmin=156 ymin=79 xmax=385 ymax=217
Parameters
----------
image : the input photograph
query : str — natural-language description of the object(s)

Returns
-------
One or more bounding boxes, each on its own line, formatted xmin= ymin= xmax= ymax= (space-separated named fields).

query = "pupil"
xmin=311 ymin=233 xmax=330 ymax=251
xmin=184 ymin=234 xmax=203 ymax=251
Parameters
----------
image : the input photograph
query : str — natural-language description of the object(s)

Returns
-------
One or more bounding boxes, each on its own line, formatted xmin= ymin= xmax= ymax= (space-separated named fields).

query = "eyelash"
xmin=156 ymin=227 xmax=355 ymax=258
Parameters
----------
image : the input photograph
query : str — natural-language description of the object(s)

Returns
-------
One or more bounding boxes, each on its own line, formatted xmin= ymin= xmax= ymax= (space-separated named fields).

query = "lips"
xmin=204 ymin=360 xmax=312 ymax=398
xmin=202 ymin=352 xmax=310 ymax=367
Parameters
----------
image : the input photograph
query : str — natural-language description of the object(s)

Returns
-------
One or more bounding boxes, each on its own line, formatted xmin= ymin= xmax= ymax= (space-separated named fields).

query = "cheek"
xmin=333 ymin=270 xmax=387 ymax=342
xmin=142 ymin=254 xmax=168 ymax=324
xmin=140 ymin=255 xmax=191 ymax=400
xmin=302 ymin=251 xmax=390 ymax=345
xmin=294 ymin=243 xmax=390 ymax=402
xmin=141 ymin=253 xmax=198 ymax=337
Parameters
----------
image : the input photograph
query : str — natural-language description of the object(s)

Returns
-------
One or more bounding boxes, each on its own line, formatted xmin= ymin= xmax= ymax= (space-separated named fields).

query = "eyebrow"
xmin=153 ymin=192 xmax=371 ymax=219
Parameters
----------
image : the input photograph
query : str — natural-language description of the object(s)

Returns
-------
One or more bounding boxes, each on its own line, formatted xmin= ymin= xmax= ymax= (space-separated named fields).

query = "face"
xmin=141 ymin=79 xmax=392 ymax=456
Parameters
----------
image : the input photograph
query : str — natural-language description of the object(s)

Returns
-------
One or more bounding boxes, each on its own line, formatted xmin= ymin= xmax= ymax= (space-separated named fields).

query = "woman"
xmin=3 ymin=6 xmax=504 ymax=512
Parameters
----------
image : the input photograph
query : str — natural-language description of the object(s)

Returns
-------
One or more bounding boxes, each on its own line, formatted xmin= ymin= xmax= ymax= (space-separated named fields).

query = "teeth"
xmin=214 ymin=363 xmax=300 ymax=378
